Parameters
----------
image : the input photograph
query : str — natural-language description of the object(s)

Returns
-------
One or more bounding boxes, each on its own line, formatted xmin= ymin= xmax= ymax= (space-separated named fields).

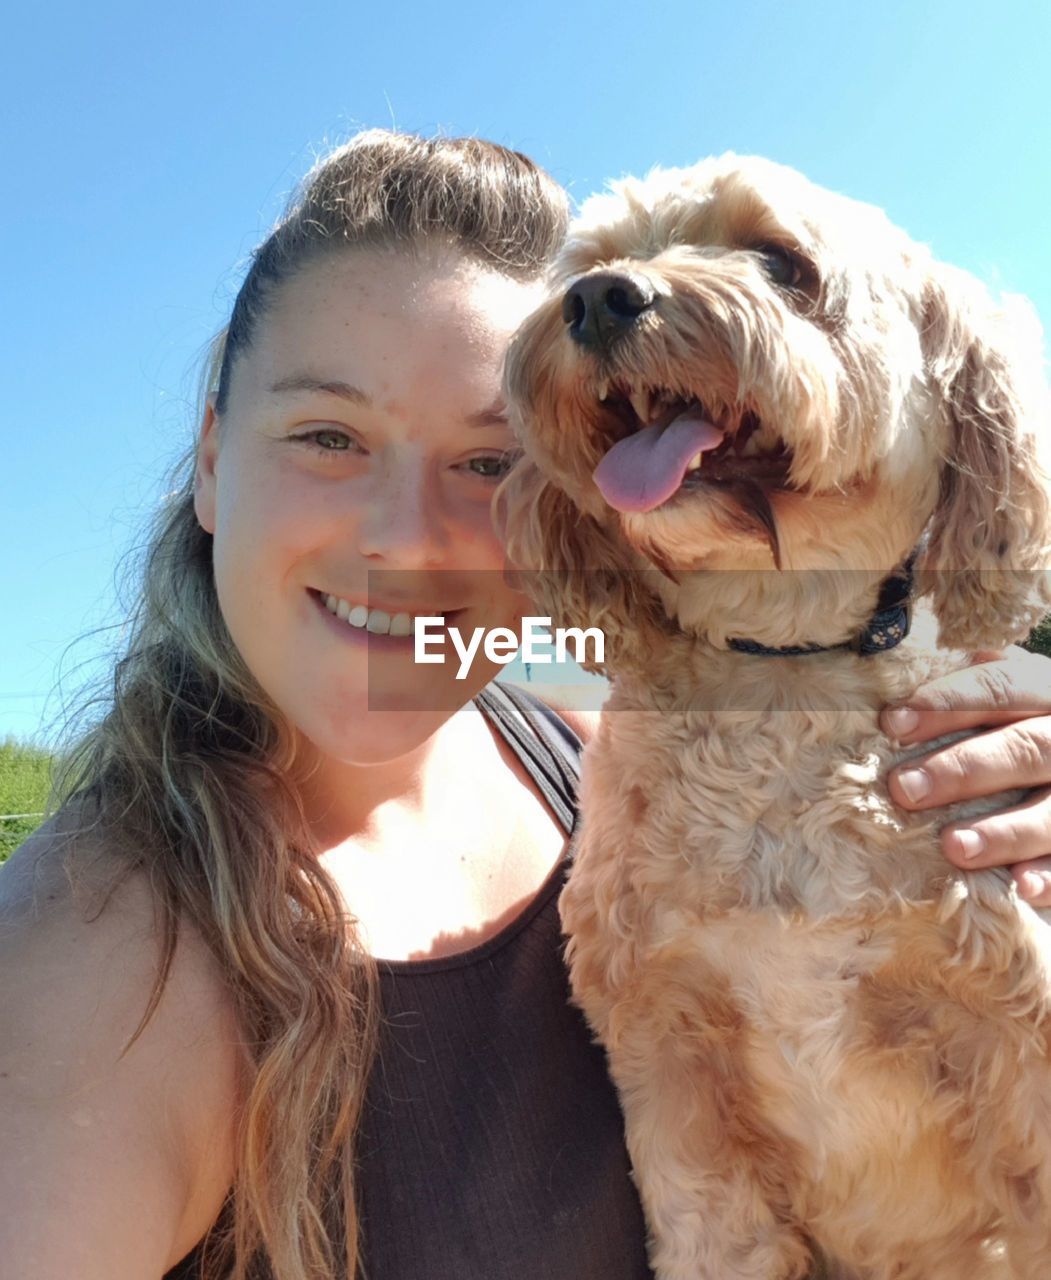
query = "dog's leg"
xmin=613 ymin=1043 xmax=811 ymax=1280
xmin=600 ymin=954 xmax=811 ymax=1280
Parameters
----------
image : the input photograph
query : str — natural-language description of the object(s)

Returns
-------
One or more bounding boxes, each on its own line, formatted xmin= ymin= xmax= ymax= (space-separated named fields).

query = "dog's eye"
xmin=754 ymin=244 xmax=805 ymax=289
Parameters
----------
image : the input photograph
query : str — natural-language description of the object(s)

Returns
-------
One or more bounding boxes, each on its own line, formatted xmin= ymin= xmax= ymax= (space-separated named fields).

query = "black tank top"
xmin=164 ymin=682 xmax=654 ymax=1280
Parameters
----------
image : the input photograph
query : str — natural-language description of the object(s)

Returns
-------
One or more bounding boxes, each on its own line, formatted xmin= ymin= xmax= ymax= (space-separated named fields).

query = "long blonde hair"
xmin=52 ymin=131 xmax=568 ymax=1280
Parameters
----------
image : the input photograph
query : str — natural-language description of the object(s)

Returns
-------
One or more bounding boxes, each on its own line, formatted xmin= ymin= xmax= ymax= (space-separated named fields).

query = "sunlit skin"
xmin=193 ymin=248 xmax=564 ymax=957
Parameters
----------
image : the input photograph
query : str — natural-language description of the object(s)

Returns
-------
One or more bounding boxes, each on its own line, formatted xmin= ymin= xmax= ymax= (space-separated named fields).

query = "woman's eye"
xmin=463 ymin=451 xmax=518 ymax=480
xmin=295 ymin=426 xmax=360 ymax=454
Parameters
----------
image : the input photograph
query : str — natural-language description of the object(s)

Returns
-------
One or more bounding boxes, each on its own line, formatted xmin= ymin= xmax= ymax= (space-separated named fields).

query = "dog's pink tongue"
xmin=593 ymin=414 xmax=725 ymax=513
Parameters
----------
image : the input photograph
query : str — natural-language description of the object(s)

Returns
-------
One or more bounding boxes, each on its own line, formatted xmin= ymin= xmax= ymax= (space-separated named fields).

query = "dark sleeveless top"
xmin=164 ymin=682 xmax=654 ymax=1280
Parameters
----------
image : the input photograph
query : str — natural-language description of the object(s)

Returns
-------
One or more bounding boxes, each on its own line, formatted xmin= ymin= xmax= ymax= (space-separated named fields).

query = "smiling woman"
xmin=0 ymin=132 xmax=658 ymax=1280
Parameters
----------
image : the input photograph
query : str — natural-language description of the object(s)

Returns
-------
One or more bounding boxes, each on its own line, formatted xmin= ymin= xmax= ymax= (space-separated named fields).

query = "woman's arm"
xmin=881 ymin=646 xmax=1051 ymax=904
xmin=0 ymin=822 xmax=239 ymax=1278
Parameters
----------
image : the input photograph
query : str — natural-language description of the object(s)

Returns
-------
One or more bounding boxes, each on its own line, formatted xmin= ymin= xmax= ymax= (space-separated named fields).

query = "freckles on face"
xmin=200 ymin=248 xmax=545 ymax=762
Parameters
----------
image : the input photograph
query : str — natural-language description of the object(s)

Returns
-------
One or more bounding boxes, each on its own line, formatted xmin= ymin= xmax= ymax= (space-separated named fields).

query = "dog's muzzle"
xmin=562 ymin=270 xmax=656 ymax=352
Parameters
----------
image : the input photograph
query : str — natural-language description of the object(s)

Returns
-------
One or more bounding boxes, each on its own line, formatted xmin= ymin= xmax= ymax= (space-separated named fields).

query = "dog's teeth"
xmin=629 ymin=387 xmax=652 ymax=423
xmin=597 ymin=378 xmax=609 ymax=402
xmin=684 ymin=452 xmax=704 ymax=472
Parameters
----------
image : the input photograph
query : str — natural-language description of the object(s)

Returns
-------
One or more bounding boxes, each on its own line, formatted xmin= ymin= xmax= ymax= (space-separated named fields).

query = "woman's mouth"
xmin=309 ymin=589 xmax=467 ymax=640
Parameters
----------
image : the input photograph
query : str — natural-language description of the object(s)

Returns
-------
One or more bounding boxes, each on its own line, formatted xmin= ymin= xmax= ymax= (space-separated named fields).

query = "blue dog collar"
xmin=727 ymin=553 xmax=916 ymax=659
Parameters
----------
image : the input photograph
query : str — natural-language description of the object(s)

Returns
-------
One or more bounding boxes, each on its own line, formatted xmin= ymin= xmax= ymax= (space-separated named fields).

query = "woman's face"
xmin=194 ymin=247 xmax=543 ymax=764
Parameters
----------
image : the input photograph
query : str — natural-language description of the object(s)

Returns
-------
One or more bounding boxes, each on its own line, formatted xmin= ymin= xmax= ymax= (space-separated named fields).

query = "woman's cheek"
xmin=459 ymin=499 xmax=510 ymax=568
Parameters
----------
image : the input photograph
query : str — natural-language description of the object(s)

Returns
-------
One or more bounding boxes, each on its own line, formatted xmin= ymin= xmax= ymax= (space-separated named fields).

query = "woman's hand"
xmin=880 ymin=647 xmax=1051 ymax=905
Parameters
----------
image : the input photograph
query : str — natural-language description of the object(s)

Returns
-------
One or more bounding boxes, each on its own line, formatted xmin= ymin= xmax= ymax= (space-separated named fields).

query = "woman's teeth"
xmin=323 ymin=595 xmax=442 ymax=637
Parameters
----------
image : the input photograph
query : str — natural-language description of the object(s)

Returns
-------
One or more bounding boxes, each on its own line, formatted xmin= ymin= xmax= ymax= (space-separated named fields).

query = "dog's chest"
xmin=560 ymin=682 xmax=1044 ymax=1192
xmin=574 ymin=704 xmax=950 ymax=927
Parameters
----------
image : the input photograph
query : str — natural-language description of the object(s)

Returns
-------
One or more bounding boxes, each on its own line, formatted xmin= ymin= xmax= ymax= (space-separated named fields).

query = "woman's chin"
xmin=273 ymin=653 xmax=506 ymax=767
xmin=296 ymin=699 xmax=458 ymax=768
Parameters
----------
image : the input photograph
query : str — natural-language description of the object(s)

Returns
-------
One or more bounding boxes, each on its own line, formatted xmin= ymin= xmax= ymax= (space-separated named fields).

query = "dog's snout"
xmin=561 ymin=271 xmax=657 ymax=350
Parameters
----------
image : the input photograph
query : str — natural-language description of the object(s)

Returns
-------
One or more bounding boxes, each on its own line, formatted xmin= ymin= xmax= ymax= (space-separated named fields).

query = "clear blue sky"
xmin=3 ymin=0 xmax=1049 ymax=742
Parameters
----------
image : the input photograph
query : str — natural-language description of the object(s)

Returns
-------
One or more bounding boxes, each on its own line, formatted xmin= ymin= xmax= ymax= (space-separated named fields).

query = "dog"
xmin=495 ymin=155 xmax=1051 ymax=1278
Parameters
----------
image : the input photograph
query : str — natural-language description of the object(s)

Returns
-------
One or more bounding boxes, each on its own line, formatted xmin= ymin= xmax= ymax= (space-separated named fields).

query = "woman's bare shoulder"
xmin=0 ymin=809 xmax=241 ymax=1275
xmin=0 ymin=806 xmax=239 ymax=1044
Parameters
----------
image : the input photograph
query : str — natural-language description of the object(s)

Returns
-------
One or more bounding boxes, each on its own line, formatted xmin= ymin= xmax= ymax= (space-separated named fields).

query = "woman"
xmin=1 ymin=130 xmax=1050 ymax=1280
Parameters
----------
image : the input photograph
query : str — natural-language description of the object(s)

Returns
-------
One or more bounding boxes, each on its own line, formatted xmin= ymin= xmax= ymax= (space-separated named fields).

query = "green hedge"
xmin=0 ymin=739 xmax=52 ymax=863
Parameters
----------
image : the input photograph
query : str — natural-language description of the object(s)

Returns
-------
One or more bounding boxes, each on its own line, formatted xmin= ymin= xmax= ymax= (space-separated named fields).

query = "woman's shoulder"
xmin=0 ymin=805 xmax=239 ymax=1049
xmin=0 ymin=807 xmax=241 ymax=1273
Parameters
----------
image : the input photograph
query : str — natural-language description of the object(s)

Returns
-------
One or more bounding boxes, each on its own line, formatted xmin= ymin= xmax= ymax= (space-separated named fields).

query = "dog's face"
xmin=500 ymin=155 xmax=1051 ymax=657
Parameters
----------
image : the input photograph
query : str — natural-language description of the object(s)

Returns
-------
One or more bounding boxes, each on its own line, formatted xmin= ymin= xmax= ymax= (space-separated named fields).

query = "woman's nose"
xmin=355 ymin=462 xmax=451 ymax=565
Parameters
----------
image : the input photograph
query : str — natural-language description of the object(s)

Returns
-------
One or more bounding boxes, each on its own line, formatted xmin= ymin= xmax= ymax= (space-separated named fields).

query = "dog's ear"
xmin=493 ymin=457 xmax=671 ymax=674
xmin=917 ymin=263 xmax=1051 ymax=650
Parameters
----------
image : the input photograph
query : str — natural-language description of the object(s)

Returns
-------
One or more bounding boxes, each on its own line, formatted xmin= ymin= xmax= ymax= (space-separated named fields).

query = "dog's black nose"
xmin=562 ymin=271 xmax=657 ymax=350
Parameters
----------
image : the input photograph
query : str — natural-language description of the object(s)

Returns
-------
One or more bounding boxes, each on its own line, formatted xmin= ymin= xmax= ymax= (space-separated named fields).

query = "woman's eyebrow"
xmin=268 ymin=374 xmax=371 ymax=405
xmin=465 ymin=403 xmax=509 ymax=428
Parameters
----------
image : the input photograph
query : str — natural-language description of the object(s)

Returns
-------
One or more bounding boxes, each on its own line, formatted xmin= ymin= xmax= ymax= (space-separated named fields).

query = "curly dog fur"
xmin=496 ymin=155 xmax=1051 ymax=1278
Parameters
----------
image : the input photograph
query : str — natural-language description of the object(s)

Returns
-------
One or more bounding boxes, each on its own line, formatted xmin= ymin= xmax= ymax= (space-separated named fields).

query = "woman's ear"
xmin=193 ymin=397 xmax=220 ymax=535
xmin=917 ymin=264 xmax=1051 ymax=650
xmin=493 ymin=456 xmax=671 ymax=675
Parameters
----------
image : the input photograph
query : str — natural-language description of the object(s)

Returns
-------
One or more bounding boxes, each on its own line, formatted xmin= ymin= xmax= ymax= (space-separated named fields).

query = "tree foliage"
xmin=1025 ymin=615 xmax=1051 ymax=660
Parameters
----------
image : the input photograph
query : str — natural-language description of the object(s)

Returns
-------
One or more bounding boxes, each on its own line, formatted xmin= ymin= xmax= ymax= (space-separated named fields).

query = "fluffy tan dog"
xmin=496 ymin=156 xmax=1051 ymax=1279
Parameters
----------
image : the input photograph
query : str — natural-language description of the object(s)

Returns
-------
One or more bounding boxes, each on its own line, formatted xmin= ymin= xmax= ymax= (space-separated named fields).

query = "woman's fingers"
xmin=939 ymin=787 xmax=1051 ymax=881
xmin=886 ymin=717 xmax=1051 ymax=810
xmin=878 ymin=645 xmax=1051 ymax=871
xmin=880 ymin=647 xmax=1051 ymax=744
xmin=1010 ymin=854 xmax=1051 ymax=908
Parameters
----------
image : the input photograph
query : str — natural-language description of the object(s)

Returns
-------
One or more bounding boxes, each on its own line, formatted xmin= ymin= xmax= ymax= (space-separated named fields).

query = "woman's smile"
xmin=308 ymin=587 xmax=470 ymax=649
